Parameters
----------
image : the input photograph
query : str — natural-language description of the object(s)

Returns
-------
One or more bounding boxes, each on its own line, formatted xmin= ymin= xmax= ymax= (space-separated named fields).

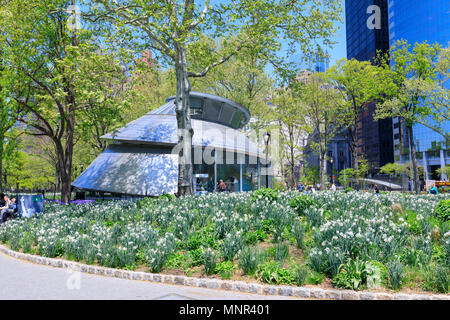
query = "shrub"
xmin=188 ymin=248 xmax=203 ymax=267
xmin=292 ymin=222 xmax=305 ymax=249
xmin=366 ymin=260 xmax=388 ymax=289
xmin=432 ymin=245 xmax=446 ymax=263
xmin=292 ymin=265 xmax=308 ymax=286
xmin=434 ymin=199 xmax=450 ymax=222
xmin=306 ymin=271 xmax=325 ymax=285
xmin=244 ymin=230 xmax=268 ymax=245
xmin=164 ymin=253 xmax=187 ymax=270
xmin=405 ymin=210 xmax=421 ymax=235
xmin=250 ymin=188 xmax=279 ymax=203
xmin=136 ymin=197 xmax=154 ymax=209
xmin=215 ymin=261 xmax=235 ymax=279
xmin=289 ymin=196 xmax=314 ymax=216
xmin=387 ymin=259 xmax=404 ymax=290
xmin=186 ymin=234 xmax=202 ymax=251
xmin=256 ymin=261 xmax=294 ymax=285
xmin=146 ymin=235 xmax=176 ymax=273
xmin=275 ymin=243 xmax=289 ymax=264
xmin=261 ymin=220 xmax=275 ymax=234
xmin=424 ymin=264 xmax=449 ymax=294
xmin=159 ymin=193 xmax=176 ymax=201
xmin=202 ymin=248 xmax=218 ymax=275
xmin=332 ymin=258 xmax=371 ymax=291
xmin=221 ymin=231 xmax=244 ymax=261
xmin=344 ymin=187 xmax=354 ymax=193
xmin=238 ymin=247 xmax=261 ymax=276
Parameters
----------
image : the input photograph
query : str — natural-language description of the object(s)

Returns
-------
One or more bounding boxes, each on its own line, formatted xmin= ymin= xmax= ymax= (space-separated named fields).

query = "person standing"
xmin=374 ymin=184 xmax=379 ymax=195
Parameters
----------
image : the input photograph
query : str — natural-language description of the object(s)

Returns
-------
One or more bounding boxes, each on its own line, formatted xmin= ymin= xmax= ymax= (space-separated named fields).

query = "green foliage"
xmin=432 ymin=245 xmax=446 ymax=264
xmin=136 ymin=197 xmax=154 ymax=209
xmin=261 ymin=220 xmax=275 ymax=234
xmin=424 ymin=265 xmax=449 ymax=294
xmin=289 ymin=196 xmax=314 ymax=216
xmin=188 ymin=248 xmax=203 ymax=267
xmin=256 ymin=261 xmax=294 ymax=285
xmin=332 ymin=258 xmax=371 ymax=291
xmin=366 ymin=260 xmax=388 ymax=289
xmin=238 ymin=247 xmax=261 ymax=276
xmin=380 ymin=163 xmax=406 ymax=177
xmin=291 ymin=222 xmax=305 ymax=249
xmin=434 ymin=200 xmax=450 ymax=222
xmin=250 ymin=188 xmax=279 ymax=203
xmin=159 ymin=194 xmax=176 ymax=201
xmin=244 ymin=230 xmax=268 ymax=245
xmin=275 ymin=243 xmax=289 ymax=264
xmin=306 ymin=271 xmax=325 ymax=285
xmin=221 ymin=232 xmax=244 ymax=261
xmin=215 ymin=261 xmax=235 ymax=280
xmin=339 ymin=168 xmax=356 ymax=188
xmin=146 ymin=235 xmax=176 ymax=273
xmin=292 ymin=265 xmax=308 ymax=286
xmin=302 ymin=164 xmax=320 ymax=186
xmin=164 ymin=253 xmax=187 ymax=270
xmin=387 ymin=259 xmax=404 ymax=290
xmin=202 ymin=248 xmax=218 ymax=275
xmin=406 ymin=210 xmax=422 ymax=235
xmin=344 ymin=186 xmax=354 ymax=193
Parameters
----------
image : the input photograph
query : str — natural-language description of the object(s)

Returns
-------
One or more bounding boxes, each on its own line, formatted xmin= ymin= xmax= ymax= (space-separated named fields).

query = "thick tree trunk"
xmin=407 ymin=125 xmax=420 ymax=194
xmin=175 ymin=47 xmax=193 ymax=197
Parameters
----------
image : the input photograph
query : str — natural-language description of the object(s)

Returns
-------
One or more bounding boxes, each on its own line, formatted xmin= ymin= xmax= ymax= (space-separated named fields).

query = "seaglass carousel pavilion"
xmin=72 ymin=92 xmax=272 ymax=197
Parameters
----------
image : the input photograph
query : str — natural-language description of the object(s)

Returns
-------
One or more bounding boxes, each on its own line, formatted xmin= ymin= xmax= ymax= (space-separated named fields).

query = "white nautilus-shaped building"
xmin=72 ymin=92 xmax=272 ymax=197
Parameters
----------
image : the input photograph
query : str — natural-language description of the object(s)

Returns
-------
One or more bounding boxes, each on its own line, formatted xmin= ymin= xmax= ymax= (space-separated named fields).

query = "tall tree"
xmin=90 ymin=0 xmax=342 ymax=196
xmin=375 ymin=40 xmax=441 ymax=194
xmin=0 ymin=0 xmax=130 ymax=203
xmin=297 ymin=73 xmax=342 ymax=190
xmin=271 ymin=90 xmax=305 ymax=189
xmin=421 ymin=47 xmax=449 ymax=141
xmin=192 ymin=43 xmax=274 ymax=131
xmin=0 ymin=45 xmax=22 ymax=192
xmin=326 ymin=58 xmax=385 ymax=171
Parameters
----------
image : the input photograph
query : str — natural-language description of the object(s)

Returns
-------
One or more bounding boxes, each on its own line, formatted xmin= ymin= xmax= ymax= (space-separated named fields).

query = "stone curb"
xmin=0 ymin=244 xmax=448 ymax=300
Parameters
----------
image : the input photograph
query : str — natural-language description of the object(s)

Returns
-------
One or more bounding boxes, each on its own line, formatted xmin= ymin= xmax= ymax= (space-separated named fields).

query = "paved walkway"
xmin=0 ymin=252 xmax=299 ymax=300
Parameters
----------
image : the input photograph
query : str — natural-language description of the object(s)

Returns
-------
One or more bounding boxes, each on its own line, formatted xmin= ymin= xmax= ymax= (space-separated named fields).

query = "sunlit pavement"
xmin=0 ymin=252 xmax=301 ymax=300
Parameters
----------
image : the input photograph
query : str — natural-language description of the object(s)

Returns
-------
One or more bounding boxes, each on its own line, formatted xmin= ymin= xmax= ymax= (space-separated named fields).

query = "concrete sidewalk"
xmin=0 ymin=252 xmax=299 ymax=300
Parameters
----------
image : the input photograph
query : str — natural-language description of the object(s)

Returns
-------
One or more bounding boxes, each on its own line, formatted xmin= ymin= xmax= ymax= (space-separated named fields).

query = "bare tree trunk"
xmin=407 ymin=125 xmax=420 ymax=194
xmin=320 ymin=152 xmax=327 ymax=191
xmin=175 ymin=46 xmax=193 ymax=197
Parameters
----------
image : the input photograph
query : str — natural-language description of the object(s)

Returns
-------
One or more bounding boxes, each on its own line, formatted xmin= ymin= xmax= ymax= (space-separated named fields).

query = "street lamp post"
xmin=330 ymin=158 xmax=334 ymax=184
xmin=263 ymin=131 xmax=271 ymax=188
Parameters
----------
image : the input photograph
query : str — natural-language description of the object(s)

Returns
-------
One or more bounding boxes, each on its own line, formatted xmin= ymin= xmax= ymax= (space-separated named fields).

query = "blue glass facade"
xmin=389 ymin=0 xmax=449 ymax=179
xmin=346 ymin=0 xmax=394 ymax=170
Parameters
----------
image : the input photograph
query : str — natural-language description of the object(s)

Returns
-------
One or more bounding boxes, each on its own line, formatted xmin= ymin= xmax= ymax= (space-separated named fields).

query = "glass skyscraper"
xmin=345 ymin=0 xmax=394 ymax=171
xmin=388 ymin=0 xmax=449 ymax=180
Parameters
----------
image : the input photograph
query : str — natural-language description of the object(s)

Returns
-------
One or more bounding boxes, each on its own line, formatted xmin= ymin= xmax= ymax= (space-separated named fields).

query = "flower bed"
xmin=0 ymin=191 xmax=448 ymax=294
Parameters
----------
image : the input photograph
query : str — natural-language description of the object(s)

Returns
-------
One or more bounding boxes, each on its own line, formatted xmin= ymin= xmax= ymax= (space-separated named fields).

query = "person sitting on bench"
xmin=0 ymin=196 xmax=16 ymax=225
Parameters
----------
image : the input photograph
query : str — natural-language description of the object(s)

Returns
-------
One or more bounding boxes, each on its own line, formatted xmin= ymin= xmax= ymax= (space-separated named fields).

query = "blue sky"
xmin=329 ymin=17 xmax=347 ymax=65
xmin=270 ymin=0 xmax=348 ymax=76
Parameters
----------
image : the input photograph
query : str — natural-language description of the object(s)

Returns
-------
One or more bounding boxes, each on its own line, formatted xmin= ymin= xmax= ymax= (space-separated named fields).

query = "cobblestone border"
xmin=1 ymin=244 xmax=448 ymax=300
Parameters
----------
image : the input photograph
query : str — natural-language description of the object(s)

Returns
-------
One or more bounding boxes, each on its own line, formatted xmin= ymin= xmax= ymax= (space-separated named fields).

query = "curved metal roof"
xmin=149 ymin=91 xmax=250 ymax=129
xmin=102 ymin=114 xmax=262 ymax=158
xmin=72 ymin=144 xmax=178 ymax=196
